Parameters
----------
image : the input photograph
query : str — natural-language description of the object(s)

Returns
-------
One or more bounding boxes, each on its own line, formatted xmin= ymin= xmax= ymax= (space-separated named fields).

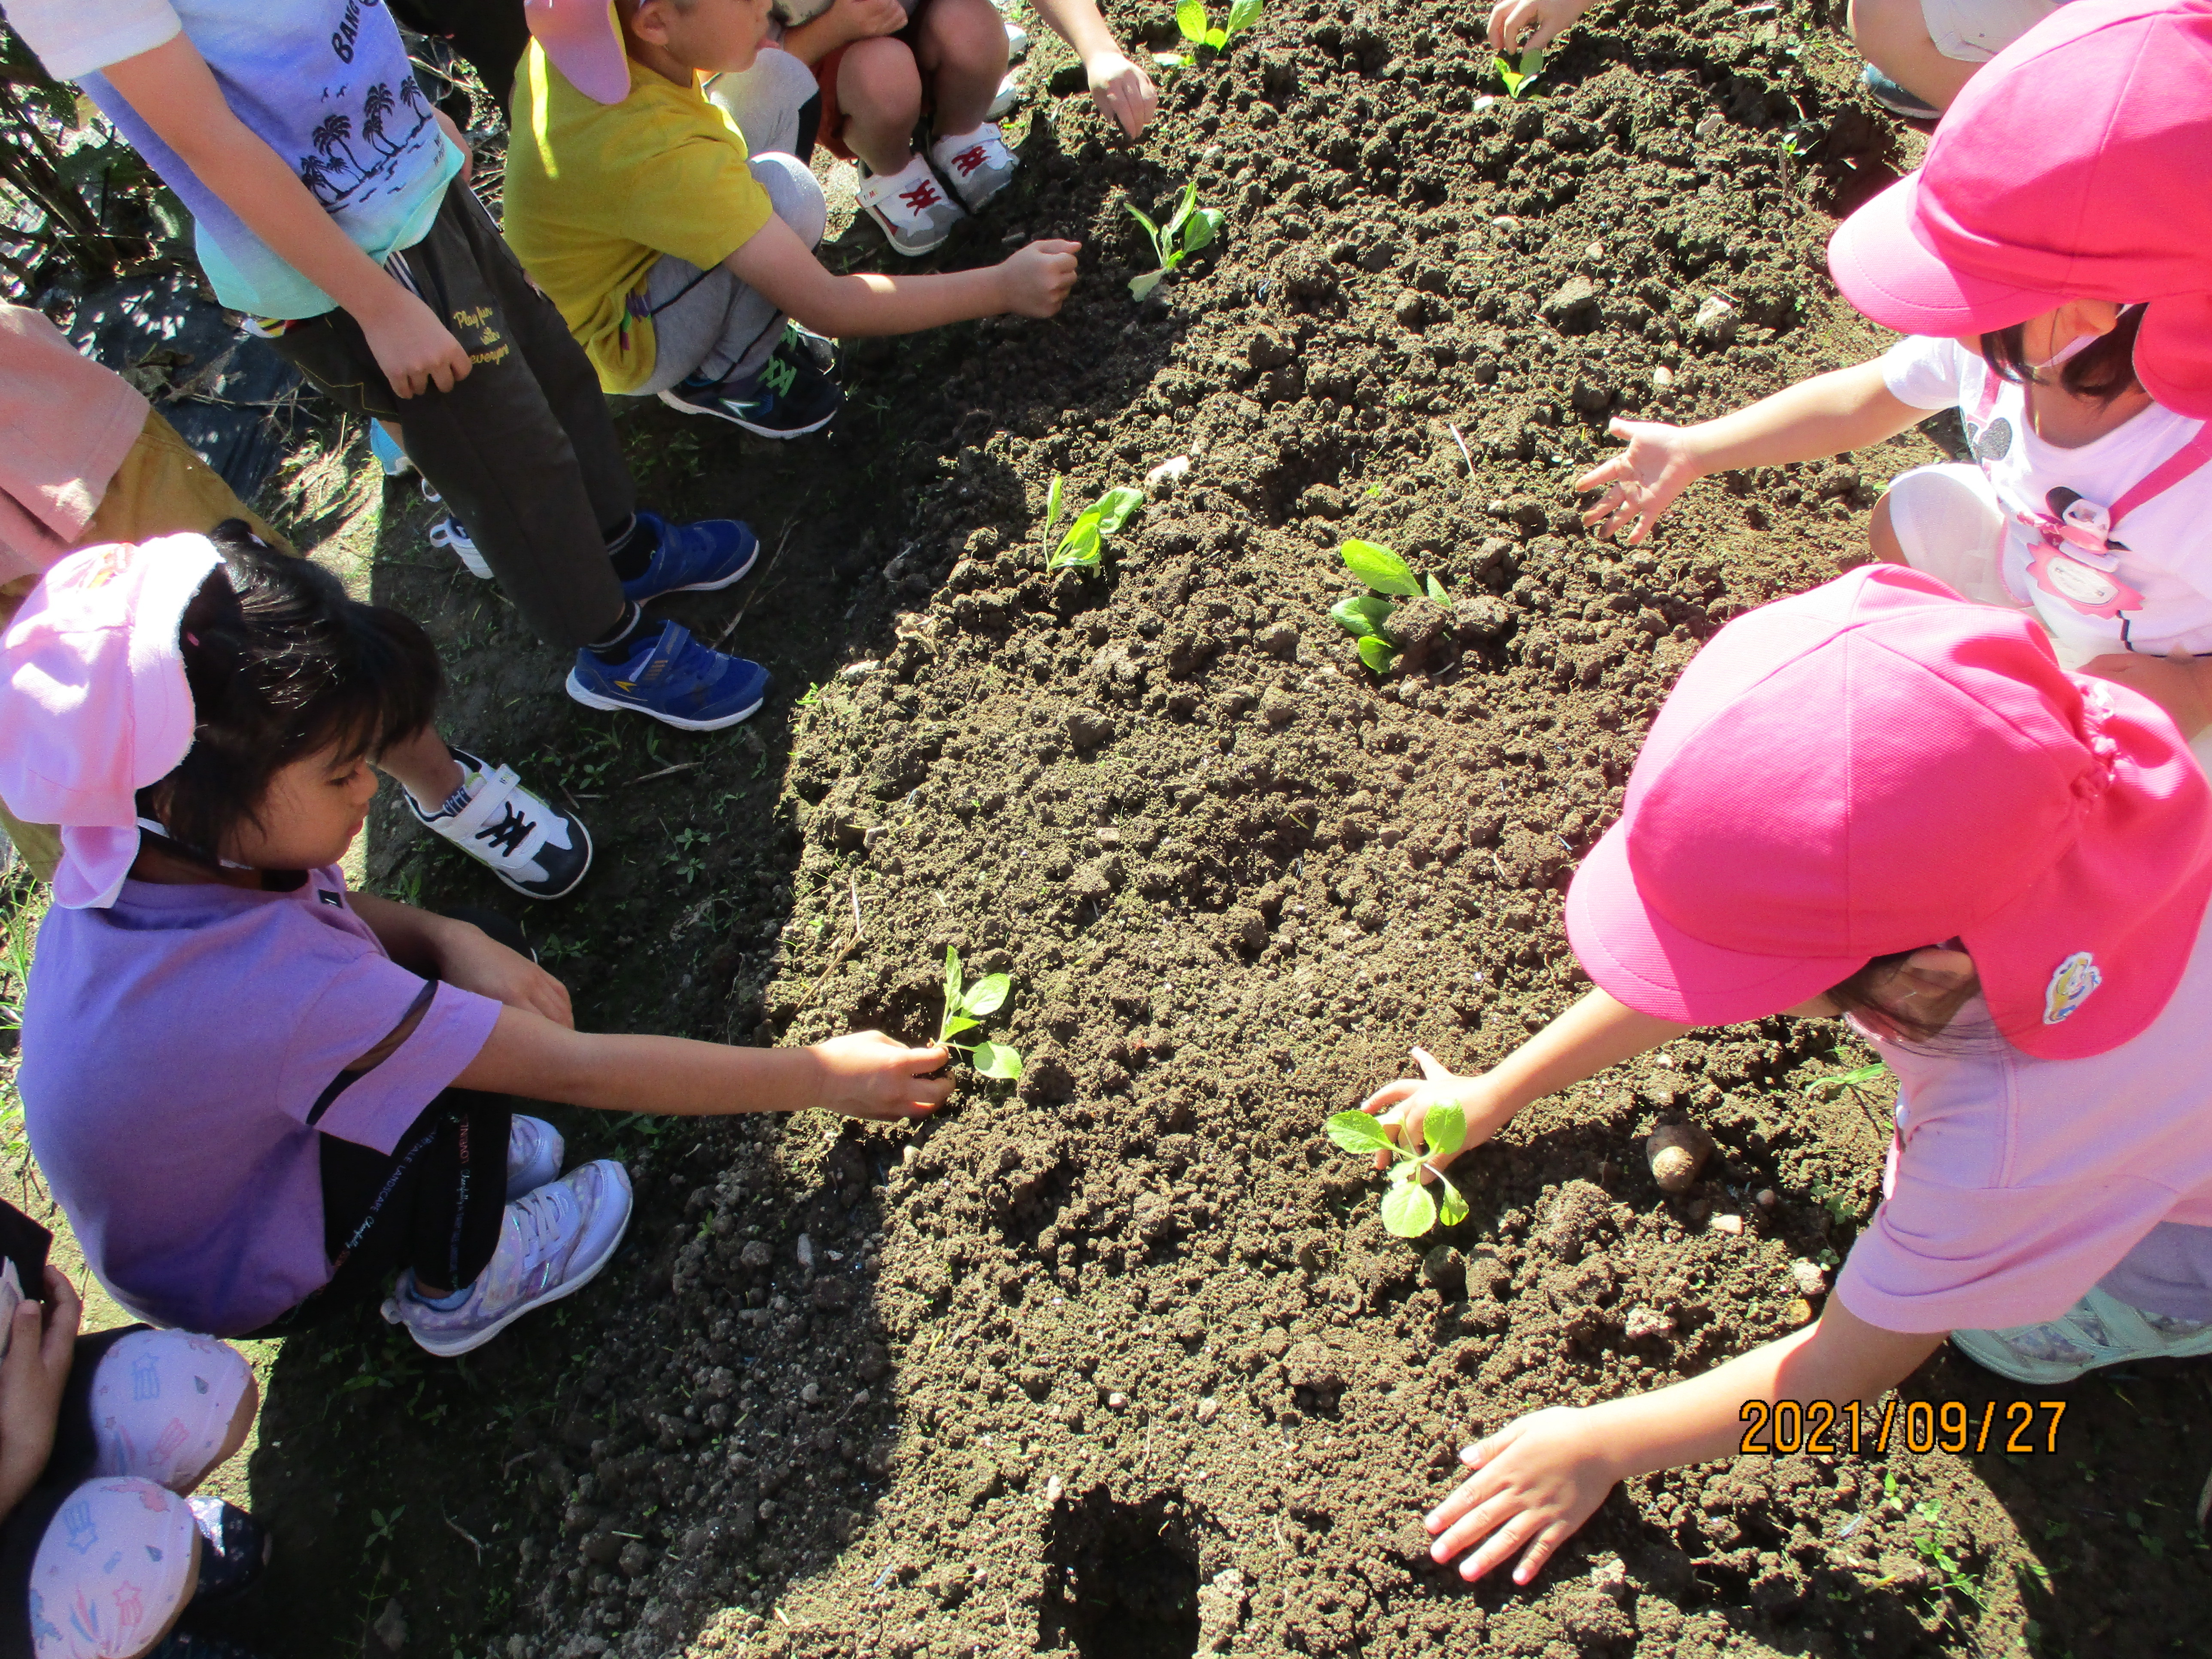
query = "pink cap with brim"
xmin=524 ymin=0 xmax=633 ymax=104
xmin=1564 ymin=565 xmax=2212 ymax=1061
xmin=1827 ymin=0 xmax=2212 ymax=416
xmin=0 ymin=536 xmax=224 ymax=910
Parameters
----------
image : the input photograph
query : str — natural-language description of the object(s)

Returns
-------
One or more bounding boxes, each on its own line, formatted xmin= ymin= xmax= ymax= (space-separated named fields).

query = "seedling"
xmin=1125 ymin=181 xmax=1222 ymax=300
xmin=938 ymin=946 xmax=1022 ymax=1079
xmin=1159 ymin=0 xmax=1261 ymax=67
xmin=1325 ymin=1100 xmax=1469 ymax=1238
xmin=1328 ymin=538 xmax=1450 ymax=673
xmin=1043 ymin=477 xmax=1146 ymax=571
xmin=1902 ymin=1501 xmax=1987 ymax=1612
xmin=1495 ymin=46 xmax=1543 ymax=99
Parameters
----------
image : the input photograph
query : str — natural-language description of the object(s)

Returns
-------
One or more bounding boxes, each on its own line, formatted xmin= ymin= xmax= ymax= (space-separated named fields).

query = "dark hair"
xmin=136 ymin=521 xmax=443 ymax=863
xmin=1978 ymin=305 xmax=2146 ymax=404
xmin=1823 ymin=947 xmax=1987 ymax=1046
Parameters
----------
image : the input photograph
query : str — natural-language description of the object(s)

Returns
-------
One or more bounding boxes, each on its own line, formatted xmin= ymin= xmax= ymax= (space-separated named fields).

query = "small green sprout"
xmin=1328 ymin=538 xmax=1450 ymax=674
xmin=938 ymin=946 xmax=1022 ymax=1079
xmin=1047 ymin=483 xmax=1146 ymax=572
xmin=1126 ymin=181 xmax=1223 ymax=300
xmin=1325 ymin=1100 xmax=1470 ymax=1238
xmin=1168 ymin=0 xmax=1262 ymax=61
xmin=1495 ymin=46 xmax=1543 ymax=99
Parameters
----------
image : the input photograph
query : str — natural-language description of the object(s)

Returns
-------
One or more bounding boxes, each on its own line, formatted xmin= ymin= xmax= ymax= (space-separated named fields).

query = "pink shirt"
xmin=0 ymin=304 xmax=147 ymax=584
xmin=1838 ymin=899 xmax=2212 ymax=1333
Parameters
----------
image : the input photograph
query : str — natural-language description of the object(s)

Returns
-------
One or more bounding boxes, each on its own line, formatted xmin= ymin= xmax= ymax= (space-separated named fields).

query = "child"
xmin=1358 ymin=564 xmax=2212 ymax=1585
xmin=0 ymin=1212 xmax=269 ymax=1659
xmin=3 ymin=528 xmax=951 ymax=1356
xmin=1847 ymin=0 xmax=2066 ymax=117
xmin=1576 ymin=0 xmax=2212 ymax=736
xmin=503 ymin=0 xmax=1080 ymax=435
xmin=707 ymin=0 xmax=1155 ymax=256
xmin=6 ymin=0 xmax=780 ymax=732
xmin=0 ymin=299 xmax=591 ymax=902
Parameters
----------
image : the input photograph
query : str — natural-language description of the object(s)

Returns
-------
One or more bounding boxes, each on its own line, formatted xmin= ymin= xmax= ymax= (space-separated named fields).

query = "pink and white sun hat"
xmin=524 ymin=0 xmax=633 ymax=104
xmin=1564 ymin=564 xmax=2212 ymax=1060
xmin=0 ymin=535 xmax=223 ymax=910
xmin=1826 ymin=0 xmax=2212 ymax=417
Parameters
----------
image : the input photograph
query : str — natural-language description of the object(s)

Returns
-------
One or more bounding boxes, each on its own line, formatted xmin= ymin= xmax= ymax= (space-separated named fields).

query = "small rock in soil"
xmin=1647 ymin=1119 xmax=1715 ymax=1194
xmin=1790 ymin=1258 xmax=1829 ymax=1297
xmin=1694 ymin=293 xmax=1738 ymax=344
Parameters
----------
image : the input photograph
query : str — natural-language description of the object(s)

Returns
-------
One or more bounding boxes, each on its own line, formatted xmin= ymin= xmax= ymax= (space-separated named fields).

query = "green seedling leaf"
xmin=1166 ymin=180 xmax=1197 ymax=241
xmin=1381 ymin=1178 xmax=1437 ymax=1239
xmin=1497 ymin=45 xmax=1543 ymax=98
xmin=1093 ymin=487 xmax=1145 ymax=534
xmin=1175 ymin=0 xmax=1209 ymax=43
xmin=1183 ymin=208 xmax=1222 ymax=255
xmin=1225 ymin=0 xmax=1263 ymax=35
xmin=1204 ymin=26 xmax=1227 ymax=46
xmin=1052 ymin=513 xmax=1104 ymax=569
xmin=1124 ymin=200 xmax=1161 ymax=242
xmin=971 ymin=1041 xmax=1024 ymax=1080
xmin=1355 ymin=635 xmax=1400 ymax=674
xmin=1154 ymin=49 xmax=1193 ymax=67
xmin=1044 ymin=474 xmax=1064 ymax=538
xmin=1128 ymin=268 xmax=1167 ymax=301
xmin=941 ymin=1014 xmax=980 ymax=1039
xmin=1325 ymin=1109 xmax=1395 ymax=1154
xmin=943 ymin=945 xmax=963 ymax=1008
xmin=1342 ymin=538 xmax=1422 ymax=597
xmin=1437 ymin=1176 xmax=1469 ymax=1229
xmin=961 ymin=974 xmax=1011 ymax=1016
xmin=1423 ymin=1100 xmax=1468 ymax=1161
xmin=1329 ymin=594 xmax=1395 ymax=639
xmin=1424 ymin=572 xmax=1449 ymax=602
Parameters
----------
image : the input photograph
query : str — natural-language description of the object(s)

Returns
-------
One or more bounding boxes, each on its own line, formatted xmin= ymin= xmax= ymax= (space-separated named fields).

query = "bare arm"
xmin=454 ymin=1003 xmax=952 ymax=1120
xmin=100 ymin=34 xmax=472 ymax=396
xmin=1426 ymin=1300 xmax=1942 ymax=1582
xmin=724 ymin=215 xmax=1078 ymax=335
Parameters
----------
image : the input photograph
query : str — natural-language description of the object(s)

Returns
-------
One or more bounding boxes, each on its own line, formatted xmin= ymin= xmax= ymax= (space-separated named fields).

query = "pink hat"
xmin=1564 ymin=565 xmax=2212 ymax=1060
xmin=524 ymin=0 xmax=633 ymax=104
xmin=1827 ymin=0 xmax=2212 ymax=417
xmin=0 ymin=535 xmax=223 ymax=910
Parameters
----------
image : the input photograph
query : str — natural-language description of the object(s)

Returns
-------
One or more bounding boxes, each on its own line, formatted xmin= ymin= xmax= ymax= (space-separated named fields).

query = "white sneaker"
xmin=403 ymin=746 xmax=593 ymax=900
xmin=930 ymin=123 xmax=1018 ymax=212
xmin=857 ymin=155 xmax=966 ymax=256
xmin=419 ymin=480 xmax=493 ymax=579
xmin=988 ymin=71 xmax=1021 ymax=121
xmin=382 ymin=1160 xmax=633 ymax=1357
xmin=1004 ymin=18 xmax=1029 ymax=58
xmin=1951 ymin=1285 xmax=2212 ymax=1384
xmin=505 ymin=1115 xmax=564 ymax=1201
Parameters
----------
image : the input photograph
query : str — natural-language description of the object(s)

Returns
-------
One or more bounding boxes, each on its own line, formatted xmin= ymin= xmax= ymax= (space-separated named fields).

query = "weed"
xmin=1045 ymin=479 xmax=1146 ymax=572
xmin=937 ymin=946 xmax=1022 ymax=1079
xmin=1900 ymin=1499 xmax=1987 ymax=1612
xmin=1495 ymin=46 xmax=1543 ymax=99
xmin=1324 ymin=1099 xmax=1469 ymax=1238
xmin=1125 ymin=182 xmax=1222 ymax=300
xmin=1805 ymin=1062 xmax=1887 ymax=1101
xmin=1158 ymin=0 xmax=1261 ymax=68
xmin=365 ymin=1505 xmax=407 ymax=1552
xmin=1328 ymin=538 xmax=1449 ymax=674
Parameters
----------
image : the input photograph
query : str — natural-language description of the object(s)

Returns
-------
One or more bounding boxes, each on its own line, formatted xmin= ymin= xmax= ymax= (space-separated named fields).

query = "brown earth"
xmin=35 ymin=0 xmax=2207 ymax=1654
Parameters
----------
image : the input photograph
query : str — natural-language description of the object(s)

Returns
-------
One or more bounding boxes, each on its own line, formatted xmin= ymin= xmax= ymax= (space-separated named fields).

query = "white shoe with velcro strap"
xmin=930 ymin=122 xmax=1018 ymax=212
xmin=857 ymin=154 xmax=966 ymax=256
xmin=405 ymin=746 xmax=593 ymax=900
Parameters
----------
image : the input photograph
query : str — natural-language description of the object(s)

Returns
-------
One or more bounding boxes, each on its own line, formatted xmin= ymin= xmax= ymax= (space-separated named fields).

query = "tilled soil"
xmin=220 ymin=0 xmax=2209 ymax=1654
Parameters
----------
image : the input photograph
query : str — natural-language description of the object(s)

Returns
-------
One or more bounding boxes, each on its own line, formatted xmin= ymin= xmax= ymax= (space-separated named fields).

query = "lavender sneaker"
xmin=382 ymin=1160 xmax=632 ymax=1357
xmin=506 ymin=1114 xmax=565 ymax=1201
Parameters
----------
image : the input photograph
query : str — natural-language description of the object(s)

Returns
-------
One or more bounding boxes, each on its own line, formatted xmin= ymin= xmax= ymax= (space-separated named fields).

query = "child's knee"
xmin=88 ymin=1331 xmax=258 ymax=1492
xmin=749 ymin=153 xmax=830 ymax=251
xmin=1867 ymin=487 xmax=1905 ymax=565
xmin=921 ymin=0 xmax=1012 ymax=74
xmin=1850 ymin=0 xmax=1932 ymax=55
xmin=33 ymin=1478 xmax=198 ymax=1659
xmin=839 ymin=38 xmax=923 ymax=121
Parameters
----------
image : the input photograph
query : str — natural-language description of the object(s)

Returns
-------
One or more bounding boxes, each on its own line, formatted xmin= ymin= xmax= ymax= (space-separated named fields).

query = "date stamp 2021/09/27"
xmin=1739 ymin=1398 xmax=2068 ymax=1457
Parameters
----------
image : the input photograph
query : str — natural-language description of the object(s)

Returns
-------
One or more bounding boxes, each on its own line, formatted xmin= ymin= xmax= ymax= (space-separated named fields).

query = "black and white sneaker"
xmin=420 ymin=481 xmax=492 ymax=578
xmin=656 ymin=331 xmax=842 ymax=438
xmin=405 ymin=747 xmax=593 ymax=900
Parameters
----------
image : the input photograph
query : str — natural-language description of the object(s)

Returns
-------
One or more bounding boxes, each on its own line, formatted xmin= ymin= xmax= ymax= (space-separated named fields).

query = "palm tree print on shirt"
xmin=297 ymin=88 xmax=434 ymax=207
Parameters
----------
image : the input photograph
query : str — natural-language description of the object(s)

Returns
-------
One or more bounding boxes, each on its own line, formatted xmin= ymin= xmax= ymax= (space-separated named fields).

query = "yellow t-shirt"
xmin=504 ymin=41 xmax=775 ymax=394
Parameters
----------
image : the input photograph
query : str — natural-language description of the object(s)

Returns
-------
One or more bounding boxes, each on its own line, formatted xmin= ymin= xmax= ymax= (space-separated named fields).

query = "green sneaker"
xmin=1951 ymin=1286 xmax=2212 ymax=1384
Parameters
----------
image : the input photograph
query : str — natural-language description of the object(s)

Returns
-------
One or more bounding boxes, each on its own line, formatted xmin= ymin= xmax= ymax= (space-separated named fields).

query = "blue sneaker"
xmin=656 ymin=331 xmax=842 ymax=438
xmin=564 ymin=620 xmax=769 ymax=731
xmin=621 ymin=510 xmax=760 ymax=603
xmin=1859 ymin=63 xmax=1941 ymax=121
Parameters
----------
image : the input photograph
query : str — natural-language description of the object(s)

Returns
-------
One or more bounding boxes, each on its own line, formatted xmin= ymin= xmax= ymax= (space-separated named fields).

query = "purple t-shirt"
xmin=18 ymin=866 xmax=498 ymax=1334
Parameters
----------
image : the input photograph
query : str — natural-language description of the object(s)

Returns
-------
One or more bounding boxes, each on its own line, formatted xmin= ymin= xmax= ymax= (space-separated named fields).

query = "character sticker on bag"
xmin=2018 ymin=489 xmax=2144 ymax=622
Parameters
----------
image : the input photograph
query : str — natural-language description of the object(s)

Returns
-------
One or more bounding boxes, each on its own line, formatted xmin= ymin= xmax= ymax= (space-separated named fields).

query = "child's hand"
xmin=2082 ymin=652 xmax=2212 ymax=739
xmin=807 ymin=1032 xmax=955 ymax=1119
xmin=998 ymin=240 xmax=1082 ymax=318
xmin=436 ymin=921 xmax=575 ymax=1027
xmin=1575 ymin=417 xmax=1705 ymax=543
xmin=1085 ymin=50 xmax=1158 ymax=137
xmin=0 ymin=1269 xmax=81 ymax=1507
xmin=837 ymin=0 xmax=909 ymax=44
xmin=1487 ymin=0 xmax=1595 ymax=55
xmin=1358 ymin=1046 xmax=1486 ymax=1174
xmin=1425 ymin=1406 xmax=1620 ymax=1584
xmin=363 ymin=288 xmax=475 ymax=399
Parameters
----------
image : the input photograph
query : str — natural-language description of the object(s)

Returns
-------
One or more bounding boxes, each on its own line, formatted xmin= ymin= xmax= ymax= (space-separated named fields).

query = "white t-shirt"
xmin=1838 ymin=896 xmax=2212 ymax=1334
xmin=1881 ymin=335 xmax=2212 ymax=659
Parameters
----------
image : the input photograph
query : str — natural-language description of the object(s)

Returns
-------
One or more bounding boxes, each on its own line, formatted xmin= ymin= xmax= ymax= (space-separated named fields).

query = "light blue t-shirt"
xmin=10 ymin=0 xmax=462 ymax=318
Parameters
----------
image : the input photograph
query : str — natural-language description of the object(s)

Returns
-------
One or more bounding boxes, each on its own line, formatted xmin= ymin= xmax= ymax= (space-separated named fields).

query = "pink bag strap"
xmin=1971 ymin=367 xmax=2001 ymax=425
xmin=2112 ymin=423 xmax=2212 ymax=525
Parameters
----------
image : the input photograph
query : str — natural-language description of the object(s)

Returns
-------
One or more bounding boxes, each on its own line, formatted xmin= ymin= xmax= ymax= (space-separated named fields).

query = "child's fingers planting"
xmin=1086 ymin=52 xmax=1158 ymax=137
xmin=1423 ymin=1407 xmax=1615 ymax=1583
xmin=1486 ymin=0 xmax=1540 ymax=52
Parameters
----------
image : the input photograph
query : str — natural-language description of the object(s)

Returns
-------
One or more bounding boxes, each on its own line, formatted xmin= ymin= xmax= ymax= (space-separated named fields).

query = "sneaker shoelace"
xmin=503 ymin=1182 xmax=581 ymax=1298
xmin=759 ymin=353 xmax=799 ymax=397
xmin=898 ymin=176 xmax=945 ymax=213
xmin=474 ymin=800 xmax=537 ymax=857
xmin=948 ymin=144 xmax=990 ymax=176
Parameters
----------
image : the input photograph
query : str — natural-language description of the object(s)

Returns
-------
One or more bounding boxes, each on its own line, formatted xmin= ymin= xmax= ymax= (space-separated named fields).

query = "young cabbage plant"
xmin=938 ymin=946 xmax=1023 ymax=1079
xmin=1325 ymin=1100 xmax=1470 ymax=1239
xmin=1328 ymin=538 xmax=1450 ymax=673
xmin=1126 ymin=181 xmax=1222 ymax=300
xmin=1495 ymin=46 xmax=1543 ymax=98
xmin=1048 ymin=483 xmax=1146 ymax=572
xmin=1164 ymin=0 xmax=1262 ymax=64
